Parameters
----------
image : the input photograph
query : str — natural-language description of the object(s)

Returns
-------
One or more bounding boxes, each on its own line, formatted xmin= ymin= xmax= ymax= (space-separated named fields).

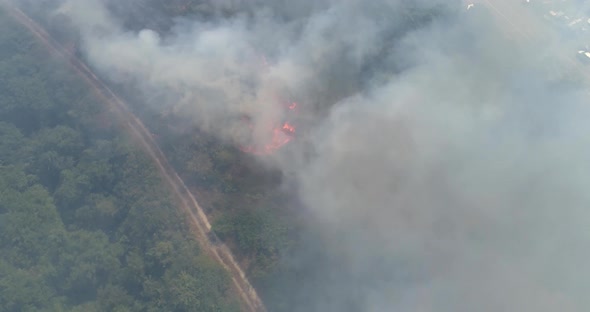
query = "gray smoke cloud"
xmin=33 ymin=0 xmax=590 ymax=310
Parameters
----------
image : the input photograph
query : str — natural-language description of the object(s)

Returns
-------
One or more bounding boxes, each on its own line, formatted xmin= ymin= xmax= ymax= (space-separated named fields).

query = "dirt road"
xmin=0 ymin=2 xmax=266 ymax=311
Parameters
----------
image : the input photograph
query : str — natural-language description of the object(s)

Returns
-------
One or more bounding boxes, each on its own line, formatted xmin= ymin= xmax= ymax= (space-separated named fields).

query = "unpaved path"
xmin=0 ymin=2 xmax=266 ymax=311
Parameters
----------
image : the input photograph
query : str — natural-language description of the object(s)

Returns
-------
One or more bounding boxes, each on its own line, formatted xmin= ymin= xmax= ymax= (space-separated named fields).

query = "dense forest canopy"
xmin=0 ymin=7 xmax=238 ymax=311
xmin=4 ymin=0 xmax=590 ymax=311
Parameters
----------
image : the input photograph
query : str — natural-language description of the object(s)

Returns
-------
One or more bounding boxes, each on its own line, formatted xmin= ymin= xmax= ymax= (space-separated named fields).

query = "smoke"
xmin=32 ymin=0 xmax=590 ymax=310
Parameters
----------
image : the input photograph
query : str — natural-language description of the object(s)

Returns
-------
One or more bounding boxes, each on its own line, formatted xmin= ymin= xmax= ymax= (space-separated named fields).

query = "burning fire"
xmin=235 ymin=55 xmax=300 ymax=155
xmin=239 ymin=102 xmax=298 ymax=155
xmin=282 ymin=122 xmax=295 ymax=134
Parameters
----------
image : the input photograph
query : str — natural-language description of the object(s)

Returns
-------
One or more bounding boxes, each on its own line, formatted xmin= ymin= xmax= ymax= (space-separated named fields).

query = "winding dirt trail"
xmin=0 ymin=2 xmax=266 ymax=311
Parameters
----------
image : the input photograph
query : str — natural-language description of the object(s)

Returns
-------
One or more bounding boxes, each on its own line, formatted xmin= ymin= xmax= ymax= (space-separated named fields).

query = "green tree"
xmin=0 ymin=8 xmax=238 ymax=311
xmin=55 ymin=230 xmax=122 ymax=303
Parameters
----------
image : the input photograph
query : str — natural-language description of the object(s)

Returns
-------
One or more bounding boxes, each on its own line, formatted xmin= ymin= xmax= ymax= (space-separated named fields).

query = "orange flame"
xmin=239 ymin=102 xmax=298 ymax=155
xmin=236 ymin=56 xmax=299 ymax=155
xmin=282 ymin=122 xmax=295 ymax=134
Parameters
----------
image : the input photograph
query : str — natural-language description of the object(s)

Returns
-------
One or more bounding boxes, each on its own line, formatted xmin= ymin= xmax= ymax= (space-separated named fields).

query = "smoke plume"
xmin=28 ymin=0 xmax=590 ymax=310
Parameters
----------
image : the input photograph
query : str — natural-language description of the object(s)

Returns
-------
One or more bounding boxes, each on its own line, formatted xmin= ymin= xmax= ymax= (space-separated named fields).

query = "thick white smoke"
xmin=38 ymin=0 xmax=590 ymax=310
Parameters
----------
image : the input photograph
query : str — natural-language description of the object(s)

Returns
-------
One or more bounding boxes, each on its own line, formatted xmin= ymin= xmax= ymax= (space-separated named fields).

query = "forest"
xmin=0 ymin=2 xmax=320 ymax=310
xmin=0 ymin=1 xmax=463 ymax=311
xmin=3 ymin=0 xmax=589 ymax=311
xmin=0 ymin=7 xmax=240 ymax=311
